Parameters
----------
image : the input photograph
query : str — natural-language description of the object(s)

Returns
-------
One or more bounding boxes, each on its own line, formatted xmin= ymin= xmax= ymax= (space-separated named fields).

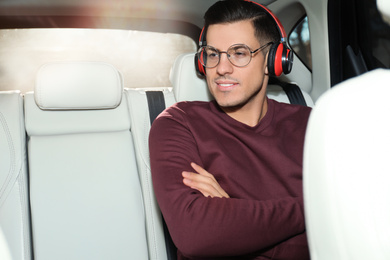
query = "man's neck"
xmin=222 ymin=96 xmax=268 ymax=127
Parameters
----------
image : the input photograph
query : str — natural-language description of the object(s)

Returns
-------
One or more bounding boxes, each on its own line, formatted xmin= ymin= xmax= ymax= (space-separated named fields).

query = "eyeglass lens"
xmin=198 ymin=44 xmax=253 ymax=68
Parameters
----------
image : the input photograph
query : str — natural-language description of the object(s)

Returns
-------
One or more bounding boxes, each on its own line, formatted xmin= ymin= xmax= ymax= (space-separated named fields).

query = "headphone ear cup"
xmin=282 ymin=44 xmax=293 ymax=75
xmin=267 ymin=42 xmax=293 ymax=77
xmin=195 ymin=54 xmax=204 ymax=76
xmin=267 ymin=43 xmax=278 ymax=77
xmin=194 ymin=50 xmax=206 ymax=76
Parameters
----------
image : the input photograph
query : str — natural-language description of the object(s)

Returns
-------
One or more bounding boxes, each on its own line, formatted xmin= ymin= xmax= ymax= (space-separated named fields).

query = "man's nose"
xmin=216 ymin=52 xmax=234 ymax=75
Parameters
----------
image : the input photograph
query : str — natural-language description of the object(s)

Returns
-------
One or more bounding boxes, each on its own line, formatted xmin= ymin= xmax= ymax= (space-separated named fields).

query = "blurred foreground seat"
xmin=304 ymin=69 xmax=390 ymax=260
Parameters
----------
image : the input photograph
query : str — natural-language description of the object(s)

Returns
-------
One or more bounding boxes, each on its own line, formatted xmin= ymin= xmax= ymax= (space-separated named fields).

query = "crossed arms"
xmin=149 ymin=105 xmax=308 ymax=258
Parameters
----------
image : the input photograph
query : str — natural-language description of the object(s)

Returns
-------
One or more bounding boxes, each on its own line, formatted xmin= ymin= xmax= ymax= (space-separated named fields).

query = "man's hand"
xmin=182 ymin=162 xmax=230 ymax=198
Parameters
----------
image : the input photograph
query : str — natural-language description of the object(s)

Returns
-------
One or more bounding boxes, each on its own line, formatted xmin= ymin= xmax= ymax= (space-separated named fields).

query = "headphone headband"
xmin=244 ymin=0 xmax=287 ymax=41
xmin=198 ymin=27 xmax=206 ymax=46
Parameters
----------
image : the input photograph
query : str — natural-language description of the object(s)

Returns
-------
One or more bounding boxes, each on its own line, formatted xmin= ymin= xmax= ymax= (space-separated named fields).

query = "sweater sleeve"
xmin=149 ymin=110 xmax=307 ymax=258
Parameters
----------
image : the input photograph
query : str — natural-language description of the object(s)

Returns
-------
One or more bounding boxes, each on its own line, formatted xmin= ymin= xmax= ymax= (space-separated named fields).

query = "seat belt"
xmin=145 ymin=91 xmax=177 ymax=260
xmin=268 ymin=77 xmax=307 ymax=106
xmin=146 ymin=91 xmax=166 ymax=125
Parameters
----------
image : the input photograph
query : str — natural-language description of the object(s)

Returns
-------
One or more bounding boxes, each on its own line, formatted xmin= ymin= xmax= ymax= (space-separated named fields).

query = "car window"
xmin=357 ymin=0 xmax=390 ymax=70
xmin=328 ymin=0 xmax=390 ymax=85
xmin=0 ymin=29 xmax=197 ymax=93
xmin=288 ymin=16 xmax=312 ymax=70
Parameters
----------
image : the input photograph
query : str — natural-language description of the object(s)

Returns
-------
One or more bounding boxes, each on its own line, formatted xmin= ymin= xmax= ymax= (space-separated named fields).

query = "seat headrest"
xmin=169 ymin=53 xmax=213 ymax=102
xmin=35 ymin=62 xmax=122 ymax=110
xmin=378 ymin=0 xmax=390 ymax=24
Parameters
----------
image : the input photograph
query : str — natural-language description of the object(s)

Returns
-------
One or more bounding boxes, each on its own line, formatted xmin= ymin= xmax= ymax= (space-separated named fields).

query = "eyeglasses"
xmin=197 ymin=42 xmax=272 ymax=68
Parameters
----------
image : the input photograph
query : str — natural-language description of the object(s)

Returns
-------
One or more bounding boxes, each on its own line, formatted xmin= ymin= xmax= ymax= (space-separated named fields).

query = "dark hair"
xmin=203 ymin=0 xmax=280 ymax=52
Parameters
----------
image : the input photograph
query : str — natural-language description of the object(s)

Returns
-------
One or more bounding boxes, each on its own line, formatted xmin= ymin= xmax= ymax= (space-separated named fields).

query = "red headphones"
xmin=195 ymin=0 xmax=293 ymax=77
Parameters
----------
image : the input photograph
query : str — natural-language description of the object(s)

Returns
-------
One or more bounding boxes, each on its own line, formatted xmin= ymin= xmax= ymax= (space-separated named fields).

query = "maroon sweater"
xmin=149 ymin=98 xmax=311 ymax=260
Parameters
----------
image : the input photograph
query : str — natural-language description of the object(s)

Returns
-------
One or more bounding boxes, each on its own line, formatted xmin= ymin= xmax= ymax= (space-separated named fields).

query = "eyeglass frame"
xmin=197 ymin=42 xmax=273 ymax=68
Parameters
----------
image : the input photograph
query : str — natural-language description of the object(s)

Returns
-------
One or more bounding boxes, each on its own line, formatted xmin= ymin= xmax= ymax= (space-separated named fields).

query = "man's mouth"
xmin=216 ymin=81 xmax=238 ymax=91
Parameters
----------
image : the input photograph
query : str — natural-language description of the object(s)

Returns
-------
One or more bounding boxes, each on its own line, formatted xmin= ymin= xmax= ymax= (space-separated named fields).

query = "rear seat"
xmin=0 ymin=91 xmax=32 ymax=260
xmin=0 ymin=226 xmax=12 ymax=260
xmin=126 ymin=88 xmax=176 ymax=260
xmin=0 ymin=51 xmax=315 ymax=260
xmin=24 ymin=62 xmax=148 ymax=260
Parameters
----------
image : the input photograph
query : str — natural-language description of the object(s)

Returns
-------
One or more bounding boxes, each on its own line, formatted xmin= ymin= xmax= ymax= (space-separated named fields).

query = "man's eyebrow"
xmin=205 ymin=43 xmax=249 ymax=50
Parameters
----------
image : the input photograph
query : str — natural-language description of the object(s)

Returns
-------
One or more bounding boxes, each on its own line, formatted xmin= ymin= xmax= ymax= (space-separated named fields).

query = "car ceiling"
xmin=0 ymin=0 xmax=276 ymax=30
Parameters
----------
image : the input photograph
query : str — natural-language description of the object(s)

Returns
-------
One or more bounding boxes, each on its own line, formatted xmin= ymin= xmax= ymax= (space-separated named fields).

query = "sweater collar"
xmin=210 ymin=97 xmax=275 ymax=132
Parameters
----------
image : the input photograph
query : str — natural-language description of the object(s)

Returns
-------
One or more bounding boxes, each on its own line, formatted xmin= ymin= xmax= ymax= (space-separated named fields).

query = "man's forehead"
xmin=205 ymin=21 xmax=259 ymax=47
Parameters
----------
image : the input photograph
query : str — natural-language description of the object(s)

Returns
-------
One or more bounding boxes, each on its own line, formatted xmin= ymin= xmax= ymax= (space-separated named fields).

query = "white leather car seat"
xmin=0 ymin=91 xmax=32 ymax=260
xmin=170 ymin=52 xmax=315 ymax=106
xmin=126 ymin=88 xmax=176 ymax=260
xmin=24 ymin=62 xmax=148 ymax=260
xmin=0 ymin=226 xmax=12 ymax=260
xmin=303 ymin=69 xmax=390 ymax=260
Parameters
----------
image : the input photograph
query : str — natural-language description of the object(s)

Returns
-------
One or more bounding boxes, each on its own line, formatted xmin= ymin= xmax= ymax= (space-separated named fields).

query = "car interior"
xmin=0 ymin=0 xmax=389 ymax=259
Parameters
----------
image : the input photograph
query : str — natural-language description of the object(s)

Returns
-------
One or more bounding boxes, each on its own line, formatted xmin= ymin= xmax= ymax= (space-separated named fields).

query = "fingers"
xmin=182 ymin=163 xmax=230 ymax=198
xmin=190 ymin=162 xmax=217 ymax=180
xmin=190 ymin=163 xmax=228 ymax=197
xmin=182 ymin=171 xmax=225 ymax=198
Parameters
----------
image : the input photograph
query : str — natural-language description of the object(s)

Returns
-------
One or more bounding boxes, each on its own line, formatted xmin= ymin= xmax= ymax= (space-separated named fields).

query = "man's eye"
xmin=207 ymin=52 xmax=218 ymax=59
xmin=233 ymin=49 xmax=248 ymax=57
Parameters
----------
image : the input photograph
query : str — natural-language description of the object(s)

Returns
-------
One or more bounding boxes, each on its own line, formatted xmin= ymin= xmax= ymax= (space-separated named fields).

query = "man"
xmin=149 ymin=0 xmax=311 ymax=259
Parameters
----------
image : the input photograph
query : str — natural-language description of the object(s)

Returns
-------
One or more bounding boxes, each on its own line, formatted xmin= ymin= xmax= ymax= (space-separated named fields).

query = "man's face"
xmin=205 ymin=20 xmax=268 ymax=110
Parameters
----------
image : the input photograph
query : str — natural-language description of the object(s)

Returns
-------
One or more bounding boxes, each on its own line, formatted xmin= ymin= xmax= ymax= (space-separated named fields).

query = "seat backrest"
xmin=0 ymin=90 xmax=32 ymax=260
xmin=126 ymin=88 xmax=176 ymax=260
xmin=170 ymin=52 xmax=314 ymax=106
xmin=303 ymin=69 xmax=390 ymax=260
xmin=24 ymin=62 xmax=148 ymax=260
xmin=0 ymin=226 xmax=12 ymax=260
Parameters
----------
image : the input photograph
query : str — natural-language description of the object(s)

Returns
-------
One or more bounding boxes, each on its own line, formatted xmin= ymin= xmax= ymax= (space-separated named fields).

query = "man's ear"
xmin=265 ymin=52 xmax=269 ymax=75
